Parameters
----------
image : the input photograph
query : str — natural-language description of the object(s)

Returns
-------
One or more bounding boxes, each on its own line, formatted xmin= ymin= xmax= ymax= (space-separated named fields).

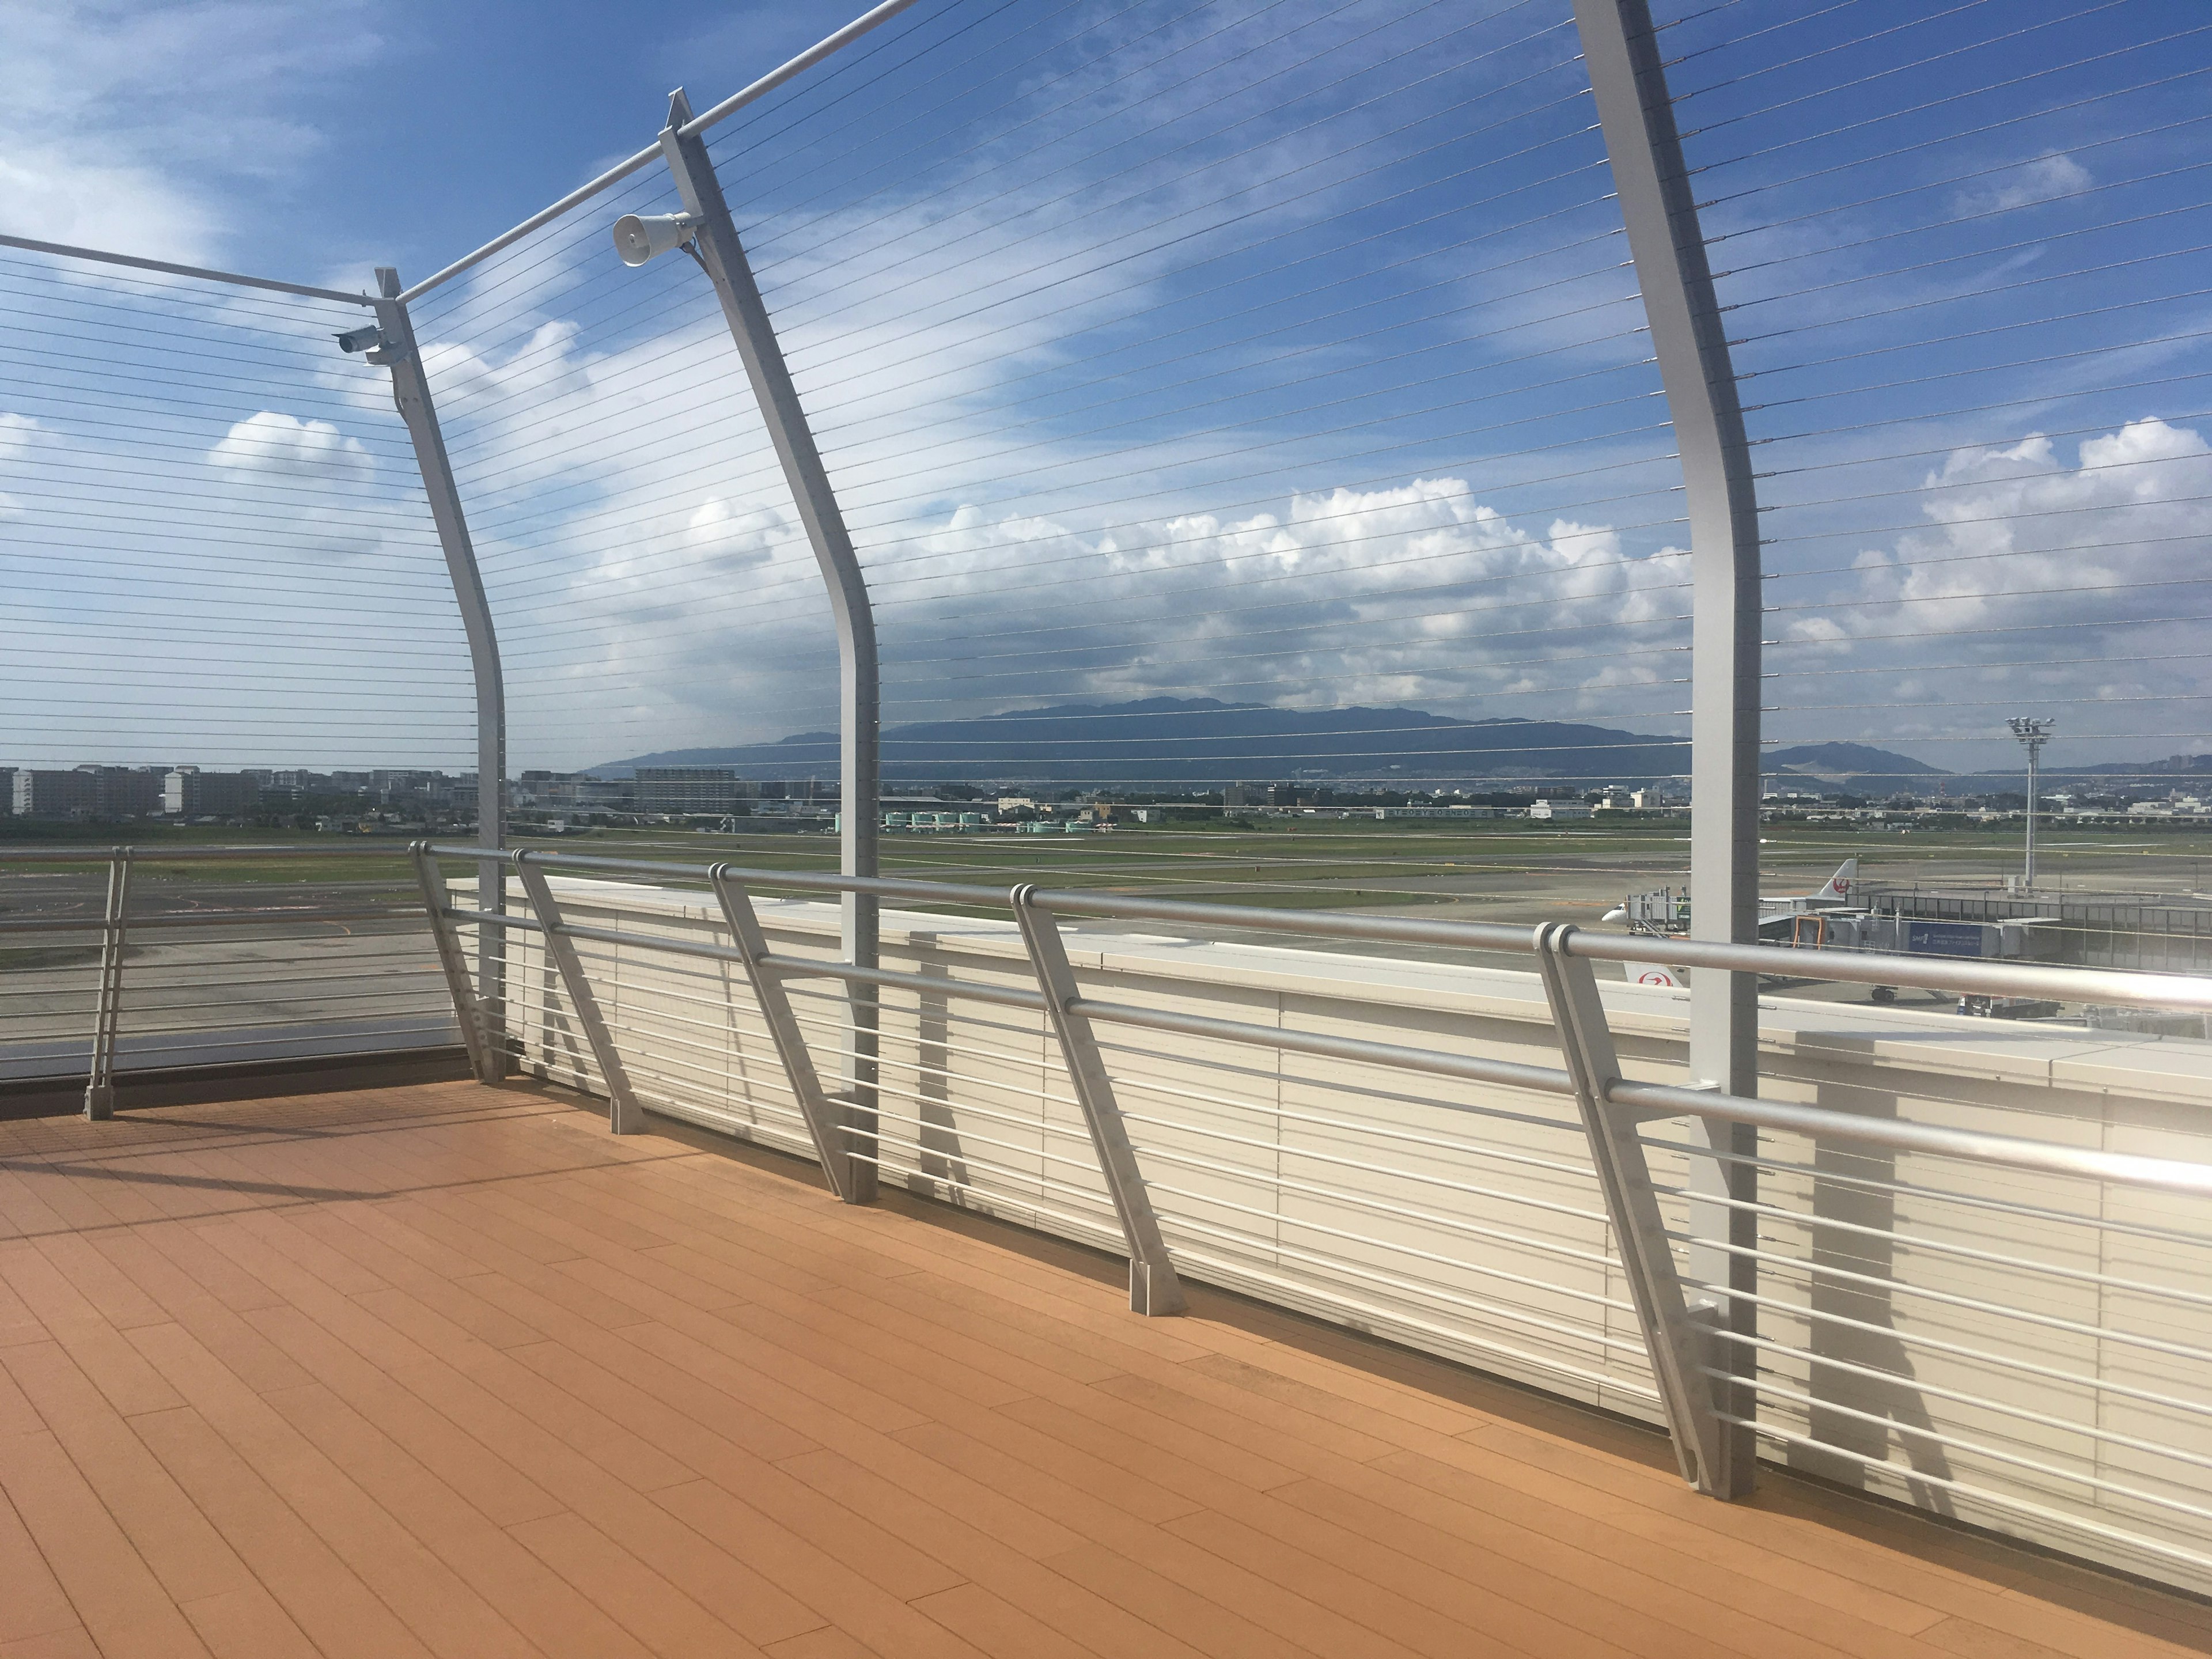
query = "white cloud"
xmin=0 ymin=411 xmax=36 ymax=463
xmin=1767 ymin=418 xmax=2212 ymax=760
xmin=208 ymin=411 xmax=374 ymax=483
xmin=0 ymin=1 xmax=381 ymax=263
xmin=1952 ymin=153 xmax=2093 ymax=217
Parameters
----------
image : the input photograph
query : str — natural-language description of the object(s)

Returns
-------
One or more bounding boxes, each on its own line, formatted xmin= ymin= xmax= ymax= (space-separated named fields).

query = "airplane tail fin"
xmin=1812 ymin=858 xmax=1858 ymax=903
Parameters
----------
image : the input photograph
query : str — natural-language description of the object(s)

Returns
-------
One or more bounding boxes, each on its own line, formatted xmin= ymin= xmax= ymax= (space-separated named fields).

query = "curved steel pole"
xmin=370 ymin=269 xmax=510 ymax=1078
xmin=655 ymin=90 xmax=881 ymax=1200
xmin=1574 ymin=0 xmax=1761 ymax=1497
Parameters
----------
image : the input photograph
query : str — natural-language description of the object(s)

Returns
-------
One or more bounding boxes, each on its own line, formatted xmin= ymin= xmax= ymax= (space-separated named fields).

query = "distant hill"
xmin=1767 ymin=742 xmax=1942 ymax=779
xmin=2061 ymin=752 xmax=2212 ymax=778
xmin=595 ymin=698 xmax=1692 ymax=786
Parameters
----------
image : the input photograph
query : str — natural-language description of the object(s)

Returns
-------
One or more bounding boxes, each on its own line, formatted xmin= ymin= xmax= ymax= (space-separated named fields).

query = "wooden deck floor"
xmin=3 ymin=1083 xmax=2210 ymax=1659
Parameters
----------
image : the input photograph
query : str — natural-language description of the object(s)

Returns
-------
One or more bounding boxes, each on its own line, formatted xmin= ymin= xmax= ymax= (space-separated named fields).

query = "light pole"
xmin=2008 ymin=717 xmax=2054 ymax=889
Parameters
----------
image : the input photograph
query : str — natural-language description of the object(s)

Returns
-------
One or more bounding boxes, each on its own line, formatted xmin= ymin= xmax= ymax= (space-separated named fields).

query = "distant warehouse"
xmin=1372 ymin=805 xmax=1499 ymax=819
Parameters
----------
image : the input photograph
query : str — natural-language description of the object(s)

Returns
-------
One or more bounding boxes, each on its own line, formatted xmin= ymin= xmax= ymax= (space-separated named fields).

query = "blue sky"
xmin=0 ymin=2 xmax=847 ymax=288
xmin=3 ymin=0 xmax=2209 ymax=782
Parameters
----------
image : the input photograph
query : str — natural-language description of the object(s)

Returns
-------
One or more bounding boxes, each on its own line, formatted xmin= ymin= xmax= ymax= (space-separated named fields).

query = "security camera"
xmin=613 ymin=212 xmax=702 ymax=267
xmin=335 ymin=323 xmax=385 ymax=354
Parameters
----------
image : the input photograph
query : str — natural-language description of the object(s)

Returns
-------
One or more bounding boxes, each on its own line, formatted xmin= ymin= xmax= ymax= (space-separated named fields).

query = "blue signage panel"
xmin=1907 ymin=920 xmax=1987 ymax=958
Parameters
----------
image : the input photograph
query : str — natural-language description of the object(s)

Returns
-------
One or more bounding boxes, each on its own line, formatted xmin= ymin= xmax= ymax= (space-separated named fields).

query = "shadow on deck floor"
xmin=1 ymin=1078 xmax=2207 ymax=1659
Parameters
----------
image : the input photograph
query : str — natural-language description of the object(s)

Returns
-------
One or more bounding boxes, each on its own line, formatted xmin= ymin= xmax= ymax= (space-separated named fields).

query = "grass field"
xmin=7 ymin=819 xmax=2212 ymax=930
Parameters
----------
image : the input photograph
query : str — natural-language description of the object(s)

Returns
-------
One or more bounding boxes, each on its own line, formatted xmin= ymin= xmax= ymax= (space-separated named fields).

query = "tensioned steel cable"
xmin=456 ymin=364 xmax=1680 ymax=612
xmin=768 ymin=77 xmax=1602 ymax=378
xmin=1671 ymin=1 xmax=2144 ymax=136
xmin=744 ymin=5 xmax=1571 ymax=315
xmin=1694 ymin=66 xmax=2212 ymax=212
xmin=490 ymin=471 xmax=1696 ymax=656
xmin=420 ymin=152 xmax=1624 ymax=457
xmin=449 ymin=320 xmax=1663 ymax=579
xmin=734 ymin=0 xmax=1498 ymax=276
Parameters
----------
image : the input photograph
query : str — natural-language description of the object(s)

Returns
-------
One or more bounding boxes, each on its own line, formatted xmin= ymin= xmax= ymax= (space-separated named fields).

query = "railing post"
xmin=654 ymin=88 xmax=880 ymax=1202
xmin=82 ymin=846 xmax=133 ymax=1120
xmin=511 ymin=853 xmax=644 ymax=1134
xmin=707 ymin=865 xmax=862 ymax=1202
xmin=1536 ymin=924 xmax=1736 ymax=1494
xmin=409 ymin=843 xmax=502 ymax=1084
xmin=1574 ymin=0 xmax=1760 ymax=1494
xmin=365 ymin=269 xmax=509 ymax=1074
xmin=1010 ymin=886 xmax=1187 ymax=1316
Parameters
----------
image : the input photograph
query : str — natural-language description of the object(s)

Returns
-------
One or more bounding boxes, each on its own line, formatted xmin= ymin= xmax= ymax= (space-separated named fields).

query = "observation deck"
xmin=4 ymin=1078 xmax=2209 ymax=1659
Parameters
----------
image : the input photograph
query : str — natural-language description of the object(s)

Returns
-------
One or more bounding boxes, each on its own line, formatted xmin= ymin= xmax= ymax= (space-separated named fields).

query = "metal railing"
xmin=416 ymin=839 xmax=2212 ymax=1588
xmin=0 ymin=845 xmax=461 ymax=1113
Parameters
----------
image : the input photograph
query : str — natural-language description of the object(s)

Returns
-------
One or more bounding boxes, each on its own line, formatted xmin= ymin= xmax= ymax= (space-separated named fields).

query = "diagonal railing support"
xmin=1536 ymin=923 xmax=1737 ymax=1494
xmin=707 ymin=864 xmax=862 ymax=1202
xmin=1011 ymin=885 xmax=1187 ymax=1316
xmin=410 ymin=843 xmax=503 ymax=1084
xmin=512 ymin=853 xmax=643 ymax=1135
xmin=82 ymin=846 xmax=134 ymax=1120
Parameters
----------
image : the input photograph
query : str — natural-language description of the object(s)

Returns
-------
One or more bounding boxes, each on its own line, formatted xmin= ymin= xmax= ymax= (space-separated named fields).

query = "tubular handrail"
xmin=0 ymin=906 xmax=419 ymax=934
xmin=416 ymin=841 xmax=2212 ymax=1185
xmin=1609 ymin=1079 xmax=2212 ymax=1196
xmin=453 ymin=882 xmax=2212 ymax=1187
xmin=0 ymin=844 xmax=427 ymax=863
xmin=420 ymin=842 xmax=2212 ymax=1013
xmin=410 ymin=835 xmax=2212 ymax=1512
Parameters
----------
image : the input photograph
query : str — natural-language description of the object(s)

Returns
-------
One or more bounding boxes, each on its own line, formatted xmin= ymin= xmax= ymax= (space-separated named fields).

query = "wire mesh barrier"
xmin=0 ymin=250 xmax=478 ymax=777
xmin=0 ymin=848 xmax=461 ymax=1111
xmin=1660 ymin=0 xmax=2212 ymax=955
xmin=3 ymin=0 xmax=2211 ymax=1605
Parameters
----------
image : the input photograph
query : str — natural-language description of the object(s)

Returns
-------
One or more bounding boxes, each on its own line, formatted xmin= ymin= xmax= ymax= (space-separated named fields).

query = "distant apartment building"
xmin=516 ymin=771 xmax=630 ymax=811
xmin=13 ymin=766 xmax=161 ymax=819
xmin=635 ymin=767 xmax=756 ymax=815
xmin=162 ymin=768 xmax=261 ymax=818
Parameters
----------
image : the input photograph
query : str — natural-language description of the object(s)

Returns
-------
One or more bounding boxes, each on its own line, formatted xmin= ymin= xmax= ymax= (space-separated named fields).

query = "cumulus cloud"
xmin=208 ymin=411 xmax=374 ymax=483
xmin=1767 ymin=418 xmax=2212 ymax=756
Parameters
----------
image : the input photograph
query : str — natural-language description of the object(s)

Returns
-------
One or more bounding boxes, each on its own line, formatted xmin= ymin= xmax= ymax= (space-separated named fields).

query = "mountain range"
xmin=594 ymin=699 xmax=2195 ymax=791
xmin=599 ymin=698 xmax=1693 ymax=785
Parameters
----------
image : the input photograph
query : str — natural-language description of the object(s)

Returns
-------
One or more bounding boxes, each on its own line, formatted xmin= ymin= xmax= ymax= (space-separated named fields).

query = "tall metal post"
xmin=82 ymin=847 xmax=134 ymax=1120
xmin=1574 ymin=0 xmax=1760 ymax=1494
xmin=2009 ymin=717 xmax=2053 ymax=889
xmin=654 ymin=88 xmax=881 ymax=1198
xmin=368 ymin=270 xmax=509 ymax=1073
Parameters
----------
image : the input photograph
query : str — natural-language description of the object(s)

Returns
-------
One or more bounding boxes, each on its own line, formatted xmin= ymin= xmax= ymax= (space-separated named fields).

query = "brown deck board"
xmin=2 ymin=1080 xmax=2210 ymax=1659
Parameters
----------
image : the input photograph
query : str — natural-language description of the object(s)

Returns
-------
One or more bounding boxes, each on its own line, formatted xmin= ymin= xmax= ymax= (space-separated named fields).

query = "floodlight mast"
xmin=2009 ymin=717 xmax=2055 ymax=889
